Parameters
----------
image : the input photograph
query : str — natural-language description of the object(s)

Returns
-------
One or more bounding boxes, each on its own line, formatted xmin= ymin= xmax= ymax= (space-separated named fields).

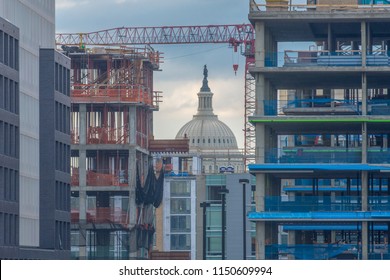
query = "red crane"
xmin=56 ymin=24 xmax=256 ymax=167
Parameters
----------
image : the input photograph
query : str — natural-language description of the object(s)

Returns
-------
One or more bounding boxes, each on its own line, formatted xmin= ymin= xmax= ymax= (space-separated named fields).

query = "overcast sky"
xmin=56 ymin=0 xmax=253 ymax=148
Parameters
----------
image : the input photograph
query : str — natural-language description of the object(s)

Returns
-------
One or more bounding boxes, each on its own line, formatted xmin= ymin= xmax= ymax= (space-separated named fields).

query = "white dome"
xmin=175 ymin=65 xmax=238 ymax=150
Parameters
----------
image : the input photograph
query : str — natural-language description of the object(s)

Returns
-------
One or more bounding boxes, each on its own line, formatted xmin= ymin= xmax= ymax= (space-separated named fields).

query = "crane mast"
xmin=56 ymin=24 xmax=256 ymax=167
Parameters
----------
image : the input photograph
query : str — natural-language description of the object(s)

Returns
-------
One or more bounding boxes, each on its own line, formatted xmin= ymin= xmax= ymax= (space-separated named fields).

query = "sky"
xmin=56 ymin=0 xmax=252 ymax=148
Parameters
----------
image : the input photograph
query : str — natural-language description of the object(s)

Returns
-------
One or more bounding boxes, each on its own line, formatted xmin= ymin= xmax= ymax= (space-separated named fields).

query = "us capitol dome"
xmin=176 ymin=65 xmax=239 ymax=150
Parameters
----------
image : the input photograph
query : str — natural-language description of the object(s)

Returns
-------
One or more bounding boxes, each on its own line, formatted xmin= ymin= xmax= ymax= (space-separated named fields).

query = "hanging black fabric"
xmin=143 ymin=164 xmax=156 ymax=205
xmin=135 ymin=165 xmax=144 ymax=205
xmin=153 ymin=169 xmax=164 ymax=208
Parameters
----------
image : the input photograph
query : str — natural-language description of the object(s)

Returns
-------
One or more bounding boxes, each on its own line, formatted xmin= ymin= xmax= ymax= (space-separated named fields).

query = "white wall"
xmin=0 ymin=0 xmax=55 ymax=247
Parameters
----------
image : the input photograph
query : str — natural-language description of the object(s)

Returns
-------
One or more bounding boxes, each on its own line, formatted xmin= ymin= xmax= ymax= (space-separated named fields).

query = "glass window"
xmin=206 ymin=207 xmax=222 ymax=230
xmin=207 ymin=236 xmax=222 ymax=254
xmin=171 ymin=234 xmax=191 ymax=250
xmin=171 ymin=198 xmax=191 ymax=214
xmin=207 ymin=185 xmax=222 ymax=201
xmin=170 ymin=181 xmax=190 ymax=197
xmin=170 ymin=216 xmax=191 ymax=232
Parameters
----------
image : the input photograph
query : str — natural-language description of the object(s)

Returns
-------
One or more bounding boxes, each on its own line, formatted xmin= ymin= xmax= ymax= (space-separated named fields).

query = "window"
xmin=170 ymin=234 xmax=191 ymax=250
xmin=207 ymin=185 xmax=222 ymax=201
xmin=171 ymin=181 xmax=190 ymax=197
xmin=170 ymin=216 xmax=191 ymax=232
xmin=170 ymin=198 xmax=191 ymax=214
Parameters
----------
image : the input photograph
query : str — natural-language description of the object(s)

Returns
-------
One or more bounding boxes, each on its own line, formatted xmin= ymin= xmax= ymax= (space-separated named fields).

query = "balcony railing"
xmin=87 ymin=126 xmax=129 ymax=144
xmin=264 ymin=99 xmax=360 ymax=116
xmin=251 ymin=0 xmax=390 ymax=13
xmin=263 ymin=196 xmax=390 ymax=212
xmin=71 ymin=84 xmax=153 ymax=105
xmin=264 ymin=147 xmax=390 ymax=164
xmin=71 ymin=169 xmax=129 ymax=187
xmin=262 ymin=50 xmax=389 ymax=67
xmin=71 ymin=207 xmax=128 ymax=226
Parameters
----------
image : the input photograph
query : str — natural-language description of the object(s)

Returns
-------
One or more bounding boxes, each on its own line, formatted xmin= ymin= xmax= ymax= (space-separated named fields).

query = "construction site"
xmin=66 ymin=45 xmax=162 ymax=259
xmin=55 ymin=0 xmax=390 ymax=260
xmin=249 ymin=0 xmax=390 ymax=260
xmin=56 ymin=24 xmax=255 ymax=259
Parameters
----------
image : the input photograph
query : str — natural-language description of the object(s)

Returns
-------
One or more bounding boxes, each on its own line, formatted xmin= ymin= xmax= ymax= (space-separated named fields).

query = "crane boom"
xmin=56 ymin=24 xmax=254 ymax=49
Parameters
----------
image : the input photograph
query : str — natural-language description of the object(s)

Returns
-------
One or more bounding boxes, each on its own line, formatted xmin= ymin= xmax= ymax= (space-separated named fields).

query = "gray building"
xmin=39 ymin=49 xmax=71 ymax=256
xmin=0 ymin=1 xmax=71 ymax=259
xmin=0 ymin=16 xmax=20 ymax=259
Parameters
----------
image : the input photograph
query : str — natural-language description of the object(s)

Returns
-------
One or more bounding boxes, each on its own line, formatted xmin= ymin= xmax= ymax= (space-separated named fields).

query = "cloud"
xmin=56 ymin=0 xmax=90 ymax=9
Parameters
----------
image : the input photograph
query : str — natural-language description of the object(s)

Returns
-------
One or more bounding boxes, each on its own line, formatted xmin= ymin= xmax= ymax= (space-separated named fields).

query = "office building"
xmin=1 ymin=0 xmax=70 ymax=259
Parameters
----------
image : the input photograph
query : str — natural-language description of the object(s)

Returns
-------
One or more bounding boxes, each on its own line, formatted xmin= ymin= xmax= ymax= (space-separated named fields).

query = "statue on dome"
xmin=201 ymin=65 xmax=210 ymax=92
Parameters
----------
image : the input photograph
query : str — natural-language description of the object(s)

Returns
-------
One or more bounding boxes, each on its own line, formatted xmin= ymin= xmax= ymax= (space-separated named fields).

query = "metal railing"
xmin=251 ymin=0 xmax=390 ymax=12
xmin=264 ymin=99 xmax=360 ymax=116
xmin=262 ymin=50 xmax=389 ymax=67
xmin=263 ymin=196 xmax=390 ymax=212
xmin=264 ymin=147 xmax=390 ymax=164
xmin=71 ymin=169 xmax=129 ymax=187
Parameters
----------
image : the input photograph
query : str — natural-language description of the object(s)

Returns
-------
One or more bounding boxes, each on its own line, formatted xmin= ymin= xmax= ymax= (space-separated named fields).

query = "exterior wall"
xmin=249 ymin=2 xmax=390 ymax=260
xmin=0 ymin=16 xmax=20 ymax=259
xmin=0 ymin=0 xmax=55 ymax=249
xmin=226 ymin=173 xmax=253 ymax=260
xmin=39 ymin=48 xmax=71 ymax=258
xmin=161 ymin=177 xmax=197 ymax=259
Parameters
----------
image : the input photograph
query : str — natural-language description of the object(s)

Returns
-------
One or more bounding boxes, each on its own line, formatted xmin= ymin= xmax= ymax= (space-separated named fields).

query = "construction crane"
xmin=56 ymin=24 xmax=256 ymax=167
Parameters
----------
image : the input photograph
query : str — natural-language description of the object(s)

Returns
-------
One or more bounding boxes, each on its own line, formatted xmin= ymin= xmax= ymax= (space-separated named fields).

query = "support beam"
xmin=78 ymin=104 xmax=87 ymax=260
xmin=255 ymin=22 xmax=265 ymax=68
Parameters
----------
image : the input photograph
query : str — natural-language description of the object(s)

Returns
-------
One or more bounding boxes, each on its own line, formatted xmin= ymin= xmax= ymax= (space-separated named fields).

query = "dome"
xmin=176 ymin=65 xmax=238 ymax=150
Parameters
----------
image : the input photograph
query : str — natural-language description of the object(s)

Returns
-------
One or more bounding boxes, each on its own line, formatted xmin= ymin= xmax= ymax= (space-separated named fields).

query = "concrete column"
xmin=256 ymin=124 xmax=265 ymax=163
xmin=362 ymin=73 xmax=367 ymax=116
xmin=256 ymin=222 xmax=266 ymax=259
xmin=255 ymin=173 xmax=266 ymax=259
xmin=361 ymin=21 xmax=367 ymax=67
xmin=79 ymin=104 xmax=87 ymax=145
xmin=128 ymin=149 xmax=137 ymax=258
xmin=287 ymin=231 xmax=295 ymax=260
xmin=331 ymin=231 xmax=336 ymax=243
xmin=362 ymin=122 xmax=368 ymax=164
xmin=78 ymin=104 xmax=87 ymax=259
xmin=129 ymin=106 xmax=136 ymax=145
xmin=361 ymin=169 xmax=369 ymax=260
xmin=255 ymin=21 xmax=265 ymax=68
xmin=362 ymin=221 xmax=369 ymax=260
xmin=256 ymin=74 xmax=265 ymax=116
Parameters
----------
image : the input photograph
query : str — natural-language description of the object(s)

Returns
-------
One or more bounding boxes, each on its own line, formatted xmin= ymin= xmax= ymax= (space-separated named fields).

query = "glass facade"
xmin=169 ymin=180 xmax=193 ymax=252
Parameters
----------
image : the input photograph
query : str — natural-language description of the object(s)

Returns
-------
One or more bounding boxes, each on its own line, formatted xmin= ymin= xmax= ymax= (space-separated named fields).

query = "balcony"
xmin=263 ymin=196 xmax=390 ymax=212
xmin=71 ymin=84 xmax=154 ymax=106
xmin=71 ymin=169 xmax=129 ymax=187
xmin=71 ymin=207 xmax=128 ymax=226
xmin=264 ymin=99 xmax=360 ymax=116
xmin=265 ymin=147 xmax=390 ymax=164
xmin=87 ymin=126 xmax=129 ymax=145
xmin=263 ymin=50 xmax=389 ymax=68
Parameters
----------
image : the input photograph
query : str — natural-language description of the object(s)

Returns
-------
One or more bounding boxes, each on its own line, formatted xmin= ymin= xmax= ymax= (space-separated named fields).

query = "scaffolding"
xmin=69 ymin=46 xmax=162 ymax=259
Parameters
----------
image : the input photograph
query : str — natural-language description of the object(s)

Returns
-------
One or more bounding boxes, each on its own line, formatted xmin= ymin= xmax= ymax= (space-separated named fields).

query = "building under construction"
xmin=68 ymin=46 xmax=162 ymax=259
xmin=249 ymin=0 xmax=390 ymax=260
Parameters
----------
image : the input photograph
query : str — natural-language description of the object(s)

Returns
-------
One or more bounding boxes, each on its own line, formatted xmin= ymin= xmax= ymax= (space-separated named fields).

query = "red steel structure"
xmin=56 ymin=24 xmax=256 ymax=167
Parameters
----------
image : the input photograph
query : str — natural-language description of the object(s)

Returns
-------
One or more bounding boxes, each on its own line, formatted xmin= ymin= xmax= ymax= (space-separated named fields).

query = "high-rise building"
xmin=248 ymin=0 xmax=390 ymax=260
xmin=0 ymin=0 xmax=71 ymax=259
